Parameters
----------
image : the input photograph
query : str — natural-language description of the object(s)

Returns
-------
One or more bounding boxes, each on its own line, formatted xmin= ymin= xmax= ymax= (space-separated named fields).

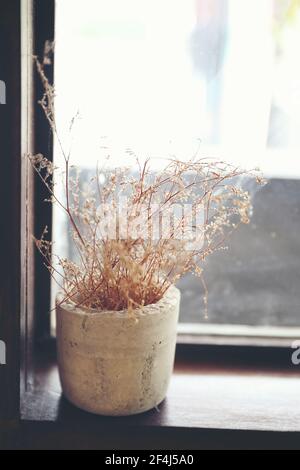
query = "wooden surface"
xmin=12 ymin=346 xmax=300 ymax=449
xmin=21 ymin=345 xmax=300 ymax=434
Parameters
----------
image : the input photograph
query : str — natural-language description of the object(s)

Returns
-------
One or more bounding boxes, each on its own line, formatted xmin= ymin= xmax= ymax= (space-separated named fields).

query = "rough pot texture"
xmin=56 ymin=286 xmax=180 ymax=416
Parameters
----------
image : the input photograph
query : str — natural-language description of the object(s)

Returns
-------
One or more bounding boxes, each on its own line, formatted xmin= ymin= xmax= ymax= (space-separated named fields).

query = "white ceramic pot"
xmin=56 ymin=285 xmax=180 ymax=416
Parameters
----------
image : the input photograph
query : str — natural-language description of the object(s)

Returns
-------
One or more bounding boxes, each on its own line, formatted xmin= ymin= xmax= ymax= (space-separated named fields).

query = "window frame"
xmin=177 ymin=323 xmax=300 ymax=347
xmin=19 ymin=0 xmax=55 ymax=397
xmin=19 ymin=0 xmax=300 ymax=366
xmin=32 ymin=0 xmax=55 ymax=343
xmin=0 ymin=0 xmax=54 ymax=431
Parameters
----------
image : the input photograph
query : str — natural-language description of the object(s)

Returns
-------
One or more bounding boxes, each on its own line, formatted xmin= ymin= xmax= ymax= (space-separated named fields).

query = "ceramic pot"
xmin=56 ymin=285 xmax=180 ymax=416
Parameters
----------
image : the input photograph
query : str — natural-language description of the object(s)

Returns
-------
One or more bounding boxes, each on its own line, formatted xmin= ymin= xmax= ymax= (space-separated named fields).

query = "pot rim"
xmin=56 ymin=284 xmax=180 ymax=319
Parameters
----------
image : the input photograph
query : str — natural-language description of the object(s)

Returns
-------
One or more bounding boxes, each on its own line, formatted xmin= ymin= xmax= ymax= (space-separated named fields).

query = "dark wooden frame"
xmin=19 ymin=0 xmax=55 ymax=402
xmin=0 ymin=0 xmax=22 ymax=440
xmin=0 ymin=0 xmax=54 ymax=448
xmin=33 ymin=0 xmax=55 ymax=343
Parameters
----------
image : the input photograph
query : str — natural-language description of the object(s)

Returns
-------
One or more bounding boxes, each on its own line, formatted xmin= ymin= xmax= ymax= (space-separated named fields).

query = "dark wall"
xmin=0 ymin=0 xmax=21 ymax=432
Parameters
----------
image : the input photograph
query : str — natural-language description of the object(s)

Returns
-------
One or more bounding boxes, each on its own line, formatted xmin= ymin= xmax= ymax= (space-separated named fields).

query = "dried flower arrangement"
xmin=29 ymin=50 xmax=264 ymax=315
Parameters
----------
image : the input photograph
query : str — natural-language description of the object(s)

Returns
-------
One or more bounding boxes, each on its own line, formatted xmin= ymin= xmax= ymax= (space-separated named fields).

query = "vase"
xmin=56 ymin=285 xmax=180 ymax=416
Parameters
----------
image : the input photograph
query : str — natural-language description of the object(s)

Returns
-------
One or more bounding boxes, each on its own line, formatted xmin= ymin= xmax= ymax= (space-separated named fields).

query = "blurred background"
xmin=53 ymin=0 xmax=300 ymax=328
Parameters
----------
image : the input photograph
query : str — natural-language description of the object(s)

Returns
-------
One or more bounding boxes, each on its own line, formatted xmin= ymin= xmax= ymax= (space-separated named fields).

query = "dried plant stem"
xmin=28 ymin=50 xmax=264 ymax=313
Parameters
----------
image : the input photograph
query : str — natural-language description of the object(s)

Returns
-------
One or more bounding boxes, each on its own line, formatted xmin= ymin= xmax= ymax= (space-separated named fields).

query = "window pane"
xmin=53 ymin=0 xmax=300 ymax=328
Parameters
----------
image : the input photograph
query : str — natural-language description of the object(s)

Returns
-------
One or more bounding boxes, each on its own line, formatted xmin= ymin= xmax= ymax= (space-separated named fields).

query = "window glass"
xmin=53 ymin=0 xmax=300 ymax=327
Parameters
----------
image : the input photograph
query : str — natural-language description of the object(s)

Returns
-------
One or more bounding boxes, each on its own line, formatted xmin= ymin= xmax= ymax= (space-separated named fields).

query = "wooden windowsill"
xmin=21 ymin=344 xmax=300 ymax=436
